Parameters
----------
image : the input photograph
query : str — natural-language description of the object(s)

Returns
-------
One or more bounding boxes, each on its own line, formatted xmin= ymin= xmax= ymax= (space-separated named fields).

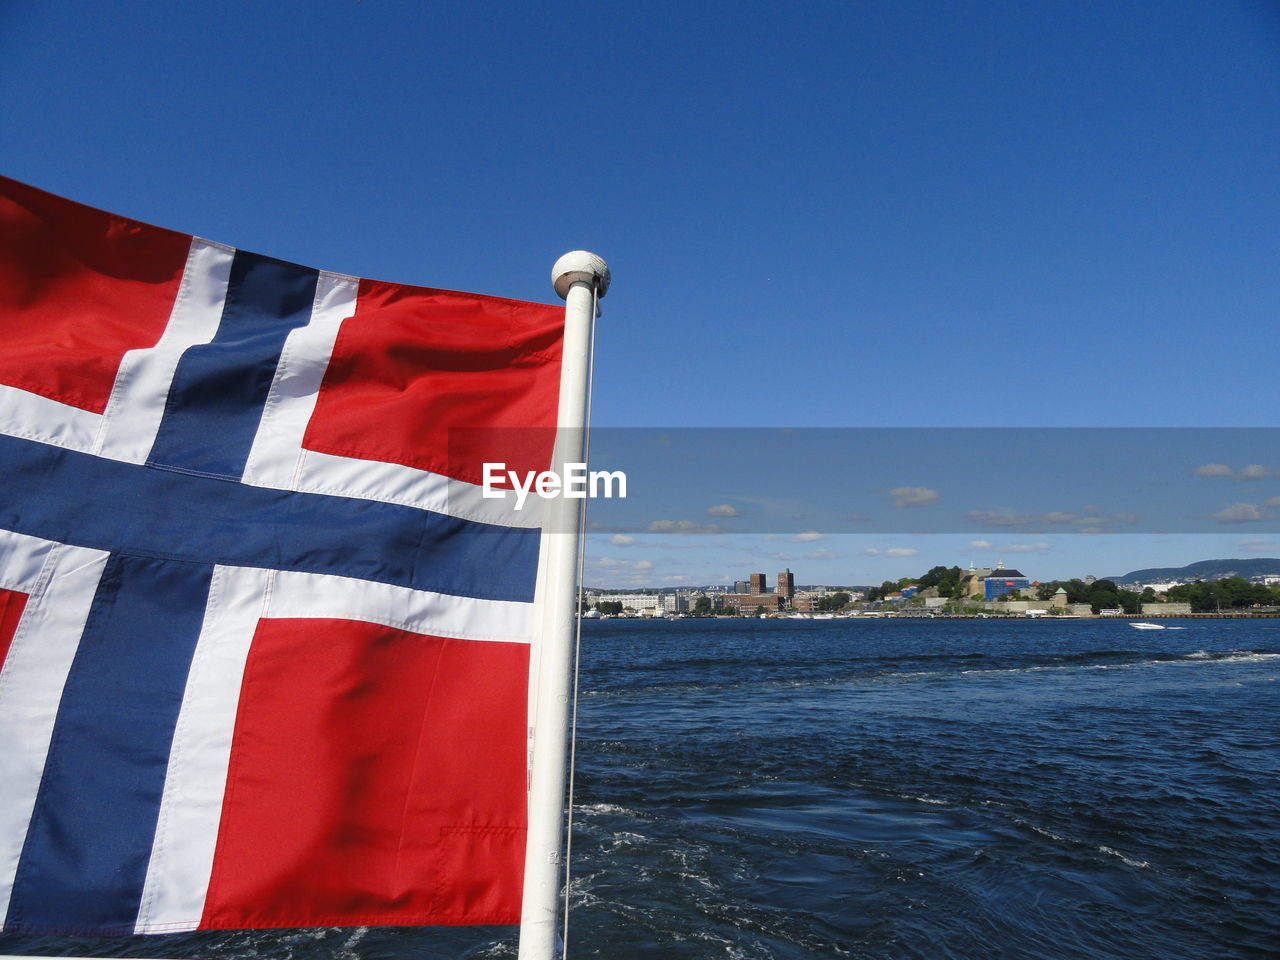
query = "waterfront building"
xmin=961 ymin=564 xmax=996 ymax=598
xmin=749 ymin=572 xmax=767 ymax=594
xmin=590 ymin=592 xmax=661 ymax=613
xmin=721 ymin=593 xmax=783 ymax=613
xmin=791 ymin=594 xmax=816 ymax=613
xmin=776 ymin=569 xmax=795 ymax=599
xmin=984 ymin=566 xmax=1030 ymax=600
xmin=591 ymin=592 xmax=686 ymax=614
xmin=959 ymin=561 xmax=1033 ymax=600
xmin=658 ymin=594 xmax=688 ymax=614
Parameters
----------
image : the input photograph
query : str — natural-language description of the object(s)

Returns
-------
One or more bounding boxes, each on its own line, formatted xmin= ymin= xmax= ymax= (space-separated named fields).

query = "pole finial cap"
xmin=552 ymin=251 xmax=610 ymax=300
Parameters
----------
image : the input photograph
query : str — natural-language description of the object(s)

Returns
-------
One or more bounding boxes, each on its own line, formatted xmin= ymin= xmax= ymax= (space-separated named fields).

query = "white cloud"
xmin=735 ymin=539 xmax=796 ymax=561
xmin=647 ymin=520 xmax=724 ymax=534
xmin=588 ymin=556 xmax=653 ymax=572
xmin=1212 ymin=502 xmax=1266 ymax=523
xmin=967 ymin=509 xmax=1037 ymax=526
xmin=707 ymin=504 xmax=738 ymax=517
xmin=1194 ymin=463 xmax=1234 ymax=477
xmin=1045 ymin=512 xmax=1079 ymax=524
xmin=1237 ymin=537 xmax=1277 ymax=553
xmin=725 ymin=494 xmax=813 ymax=519
xmin=967 ymin=508 xmax=1137 ymax=529
xmin=806 ymin=548 xmax=845 ymax=560
xmin=791 ymin=531 xmax=824 ymax=542
xmin=1194 ymin=463 xmax=1272 ymax=481
xmin=968 ymin=540 xmax=1050 ymax=553
xmin=1269 ymin=496 xmax=1280 ymax=508
xmin=889 ymin=486 xmax=939 ymax=507
xmin=864 ymin=547 xmax=920 ymax=558
xmin=610 ymin=534 xmax=637 ymax=546
xmin=585 ymin=555 xmax=671 ymax=587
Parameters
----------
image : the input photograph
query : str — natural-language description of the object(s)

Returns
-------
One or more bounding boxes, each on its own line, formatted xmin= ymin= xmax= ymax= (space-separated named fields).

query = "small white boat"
xmin=1129 ymin=621 xmax=1165 ymax=630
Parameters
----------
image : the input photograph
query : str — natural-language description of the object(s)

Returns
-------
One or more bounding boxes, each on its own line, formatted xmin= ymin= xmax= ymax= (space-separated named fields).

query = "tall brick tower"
xmin=776 ymin=569 xmax=795 ymax=599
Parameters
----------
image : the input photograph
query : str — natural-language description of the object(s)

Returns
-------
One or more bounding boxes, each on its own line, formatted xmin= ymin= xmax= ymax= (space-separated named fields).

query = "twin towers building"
xmin=726 ymin=569 xmax=796 ymax=611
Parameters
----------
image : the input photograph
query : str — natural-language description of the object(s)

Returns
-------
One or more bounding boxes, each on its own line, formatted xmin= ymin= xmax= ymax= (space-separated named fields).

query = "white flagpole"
xmin=518 ymin=252 xmax=609 ymax=960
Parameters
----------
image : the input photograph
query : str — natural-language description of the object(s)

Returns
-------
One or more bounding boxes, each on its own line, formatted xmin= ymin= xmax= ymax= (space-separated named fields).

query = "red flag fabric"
xmin=0 ymin=175 xmax=561 ymax=935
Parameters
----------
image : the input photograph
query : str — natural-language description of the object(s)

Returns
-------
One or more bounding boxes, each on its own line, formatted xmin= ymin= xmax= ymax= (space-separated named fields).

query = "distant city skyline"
xmin=583 ymin=534 xmax=1280 ymax=590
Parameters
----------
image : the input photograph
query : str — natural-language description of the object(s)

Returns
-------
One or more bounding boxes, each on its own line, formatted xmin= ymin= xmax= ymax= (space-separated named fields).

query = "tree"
xmin=816 ymin=591 xmax=851 ymax=612
xmin=918 ymin=565 xmax=963 ymax=596
xmin=1086 ymin=587 xmax=1119 ymax=614
xmin=865 ymin=580 xmax=897 ymax=603
xmin=1167 ymin=578 xmax=1272 ymax=612
xmin=693 ymin=596 xmax=713 ymax=617
xmin=1064 ymin=579 xmax=1090 ymax=603
xmin=917 ymin=565 xmax=949 ymax=589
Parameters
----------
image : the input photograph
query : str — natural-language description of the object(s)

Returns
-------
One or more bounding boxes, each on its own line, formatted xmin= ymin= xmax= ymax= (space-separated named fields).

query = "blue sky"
xmin=3 ymin=1 xmax=1278 ymax=585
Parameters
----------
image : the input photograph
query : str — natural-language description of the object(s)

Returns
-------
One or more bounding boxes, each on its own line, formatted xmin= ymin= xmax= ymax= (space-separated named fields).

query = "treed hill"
xmin=1108 ymin=558 xmax=1280 ymax=585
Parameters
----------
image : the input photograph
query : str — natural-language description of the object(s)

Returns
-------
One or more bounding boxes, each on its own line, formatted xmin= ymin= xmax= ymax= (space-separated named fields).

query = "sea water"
xmin=2 ymin=618 xmax=1276 ymax=959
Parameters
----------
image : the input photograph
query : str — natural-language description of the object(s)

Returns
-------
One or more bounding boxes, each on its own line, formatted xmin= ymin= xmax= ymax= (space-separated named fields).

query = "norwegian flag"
xmin=0 ymin=176 xmax=564 ymax=935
